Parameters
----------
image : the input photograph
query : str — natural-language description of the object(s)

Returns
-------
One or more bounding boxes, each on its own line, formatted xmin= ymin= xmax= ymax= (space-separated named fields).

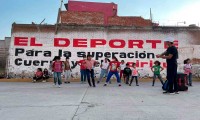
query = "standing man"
xmin=157 ymin=37 xmax=179 ymax=94
xmin=97 ymin=58 xmax=109 ymax=84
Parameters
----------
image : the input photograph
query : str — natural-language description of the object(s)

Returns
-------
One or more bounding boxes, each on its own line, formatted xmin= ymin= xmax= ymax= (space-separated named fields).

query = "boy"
xmin=123 ymin=63 xmax=132 ymax=84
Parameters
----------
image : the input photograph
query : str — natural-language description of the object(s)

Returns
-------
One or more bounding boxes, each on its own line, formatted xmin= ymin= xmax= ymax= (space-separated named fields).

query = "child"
xmin=120 ymin=60 xmax=126 ymax=81
xmin=85 ymin=55 xmax=99 ymax=87
xmin=104 ymin=56 xmax=121 ymax=87
xmin=151 ymin=61 xmax=164 ymax=86
xmin=42 ymin=68 xmax=49 ymax=82
xmin=52 ymin=56 xmax=63 ymax=88
xmin=33 ymin=68 xmax=43 ymax=83
xmin=123 ymin=63 xmax=132 ymax=84
xmin=129 ymin=63 xmax=139 ymax=86
xmin=63 ymin=57 xmax=71 ymax=84
xmin=77 ymin=55 xmax=87 ymax=84
xmin=97 ymin=58 xmax=109 ymax=84
xmin=184 ymin=58 xmax=192 ymax=86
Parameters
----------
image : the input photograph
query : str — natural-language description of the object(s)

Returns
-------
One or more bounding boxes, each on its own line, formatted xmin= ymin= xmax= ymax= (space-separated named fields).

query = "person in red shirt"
xmin=52 ymin=56 xmax=63 ymax=88
xmin=104 ymin=56 xmax=121 ymax=87
xmin=77 ymin=55 xmax=87 ymax=83
xmin=32 ymin=68 xmax=43 ymax=83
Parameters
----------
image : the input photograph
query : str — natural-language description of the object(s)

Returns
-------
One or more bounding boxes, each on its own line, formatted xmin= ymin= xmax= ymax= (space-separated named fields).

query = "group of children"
xmin=33 ymin=55 xmax=193 ymax=88
xmin=32 ymin=68 xmax=49 ymax=83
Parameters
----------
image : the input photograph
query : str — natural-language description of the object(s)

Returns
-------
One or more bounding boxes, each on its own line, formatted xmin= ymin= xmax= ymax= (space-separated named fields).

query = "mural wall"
xmin=7 ymin=27 xmax=200 ymax=78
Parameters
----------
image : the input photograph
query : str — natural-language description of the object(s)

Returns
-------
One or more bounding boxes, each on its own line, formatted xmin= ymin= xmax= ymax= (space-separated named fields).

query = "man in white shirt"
xmin=97 ymin=58 xmax=109 ymax=84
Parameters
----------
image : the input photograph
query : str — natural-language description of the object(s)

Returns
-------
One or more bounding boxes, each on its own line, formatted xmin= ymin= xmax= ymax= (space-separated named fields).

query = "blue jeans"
xmin=53 ymin=72 xmax=62 ymax=85
xmin=152 ymin=74 xmax=164 ymax=85
xmin=98 ymin=69 xmax=108 ymax=82
xmin=80 ymin=69 xmax=87 ymax=82
xmin=188 ymin=73 xmax=192 ymax=85
xmin=106 ymin=71 xmax=121 ymax=83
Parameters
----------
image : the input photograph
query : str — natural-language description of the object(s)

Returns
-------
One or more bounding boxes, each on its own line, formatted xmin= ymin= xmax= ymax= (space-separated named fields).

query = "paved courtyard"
xmin=0 ymin=81 xmax=200 ymax=120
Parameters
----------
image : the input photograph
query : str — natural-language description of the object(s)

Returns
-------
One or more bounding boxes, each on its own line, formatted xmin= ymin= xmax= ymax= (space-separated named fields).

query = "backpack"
xmin=162 ymin=80 xmax=169 ymax=91
xmin=177 ymin=73 xmax=188 ymax=91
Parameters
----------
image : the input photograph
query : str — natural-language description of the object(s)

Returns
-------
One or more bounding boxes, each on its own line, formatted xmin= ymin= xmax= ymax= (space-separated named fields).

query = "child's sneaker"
xmin=118 ymin=84 xmax=121 ymax=87
xmin=58 ymin=85 xmax=61 ymax=88
xmin=129 ymin=84 xmax=131 ymax=86
xmin=104 ymin=84 xmax=107 ymax=86
xmin=42 ymin=80 xmax=46 ymax=83
xmin=136 ymin=84 xmax=139 ymax=86
xmin=97 ymin=81 xmax=100 ymax=84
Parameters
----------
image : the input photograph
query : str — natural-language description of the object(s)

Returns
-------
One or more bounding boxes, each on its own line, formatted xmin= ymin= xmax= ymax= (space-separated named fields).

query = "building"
xmin=7 ymin=0 xmax=200 ymax=78
xmin=0 ymin=37 xmax=11 ymax=73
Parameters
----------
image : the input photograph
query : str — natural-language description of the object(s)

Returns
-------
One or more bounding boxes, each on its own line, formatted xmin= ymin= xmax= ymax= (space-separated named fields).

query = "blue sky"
xmin=0 ymin=0 xmax=200 ymax=39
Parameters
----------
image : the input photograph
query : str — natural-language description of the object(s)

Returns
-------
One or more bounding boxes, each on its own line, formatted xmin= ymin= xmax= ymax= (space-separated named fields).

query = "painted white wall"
xmin=8 ymin=29 xmax=200 ymax=78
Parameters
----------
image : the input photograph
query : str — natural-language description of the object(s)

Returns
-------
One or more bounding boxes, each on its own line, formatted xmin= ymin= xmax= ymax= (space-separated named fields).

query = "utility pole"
xmin=55 ymin=0 xmax=63 ymax=34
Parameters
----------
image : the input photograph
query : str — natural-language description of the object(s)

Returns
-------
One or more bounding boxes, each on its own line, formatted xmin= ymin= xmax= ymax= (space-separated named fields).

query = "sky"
xmin=0 ymin=0 xmax=200 ymax=39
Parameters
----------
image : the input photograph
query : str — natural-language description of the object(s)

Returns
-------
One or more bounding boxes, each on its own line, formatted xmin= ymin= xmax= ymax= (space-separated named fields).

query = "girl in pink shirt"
xmin=129 ymin=63 xmax=139 ymax=86
xmin=184 ymin=59 xmax=192 ymax=86
xmin=52 ymin=56 xmax=63 ymax=87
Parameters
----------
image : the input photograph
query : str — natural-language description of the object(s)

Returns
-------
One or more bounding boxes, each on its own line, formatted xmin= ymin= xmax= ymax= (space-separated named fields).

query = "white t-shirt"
xmin=101 ymin=61 xmax=109 ymax=69
xmin=120 ymin=63 xmax=126 ymax=70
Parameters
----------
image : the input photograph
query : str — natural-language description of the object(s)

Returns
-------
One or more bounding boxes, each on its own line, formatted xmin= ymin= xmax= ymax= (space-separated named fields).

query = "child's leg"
xmin=105 ymin=72 xmax=113 ymax=84
xmin=64 ymin=71 xmax=67 ymax=82
xmin=86 ymin=69 xmax=92 ymax=86
xmin=152 ymin=74 xmax=156 ymax=86
xmin=67 ymin=70 xmax=71 ymax=81
xmin=125 ymin=75 xmax=129 ymax=84
xmin=129 ymin=76 xmax=134 ymax=86
xmin=57 ymin=72 xmax=62 ymax=85
xmin=135 ymin=76 xmax=139 ymax=86
xmin=189 ymin=73 xmax=192 ymax=86
xmin=157 ymin=74 xmax=164 ymax=85
xmin=53 ymin=72 xmax=57 ymax=85
xmin=120 ymin=70 xmax=123 ymax=80
xmin=98 ymin=69 xmax=105 ymax=83
xmin=114 ymin=72 xmax=121 ymax=84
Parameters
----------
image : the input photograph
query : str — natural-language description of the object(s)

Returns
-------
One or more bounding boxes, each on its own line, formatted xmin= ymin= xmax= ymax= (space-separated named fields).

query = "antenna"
xmin=150 ymin=8 xmax=153 ymax=22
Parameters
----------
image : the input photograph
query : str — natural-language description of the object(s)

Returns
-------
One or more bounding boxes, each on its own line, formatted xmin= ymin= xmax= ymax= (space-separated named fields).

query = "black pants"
xmin=33 ymin=76 xmax=43 ymax=81
xmin=43 ymin=75 xmax=49 ymax=80
xmin=124 ymin=75 xmax=130 ymax=84
xmin=130 ymin=76 xmax=138 ymax=85
xmin=86 ymin=69 xmax=95 ymax=87
xmin=167 ymin=63 xmax=178 ymax=93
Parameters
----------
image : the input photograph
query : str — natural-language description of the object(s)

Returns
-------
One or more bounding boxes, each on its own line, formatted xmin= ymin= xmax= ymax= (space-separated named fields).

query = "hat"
xmin=164 ymin=37 xmax=174 ymax=42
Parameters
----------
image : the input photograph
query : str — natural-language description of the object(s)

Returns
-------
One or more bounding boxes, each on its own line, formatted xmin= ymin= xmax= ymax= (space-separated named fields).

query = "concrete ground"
xmin=0 ymin=81 xmax=200 ymax=120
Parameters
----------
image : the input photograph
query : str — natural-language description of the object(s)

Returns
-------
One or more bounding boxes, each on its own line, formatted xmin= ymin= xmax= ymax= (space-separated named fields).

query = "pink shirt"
xmin=184 ymin=64 xmax=192 ymax=75
xmin=85 ymin=59 xmax=96 ymax=70
xmin=132 ymin=68 xmax=138 ymax=76
xmin=53 ymin=61 xmax=63 ymax=72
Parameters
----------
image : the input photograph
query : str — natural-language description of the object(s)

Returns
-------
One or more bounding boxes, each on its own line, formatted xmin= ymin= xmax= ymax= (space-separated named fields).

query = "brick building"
xmin=7 ymin=1 xmax=200 ymax=78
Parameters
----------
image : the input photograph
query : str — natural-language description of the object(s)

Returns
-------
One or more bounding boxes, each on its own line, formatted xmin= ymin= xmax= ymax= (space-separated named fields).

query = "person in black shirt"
xmin=123 ymin=63 xmax=132 ymax=84
xmin=157 ymin=37 xmax=179 ymax=94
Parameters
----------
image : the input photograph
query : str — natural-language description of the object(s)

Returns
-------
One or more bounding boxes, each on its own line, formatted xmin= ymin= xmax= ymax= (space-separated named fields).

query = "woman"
xmin=104 ymin=56 xmax=121 ymax=87
xmin=85 ymin=55 xmax=99 ymax=87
